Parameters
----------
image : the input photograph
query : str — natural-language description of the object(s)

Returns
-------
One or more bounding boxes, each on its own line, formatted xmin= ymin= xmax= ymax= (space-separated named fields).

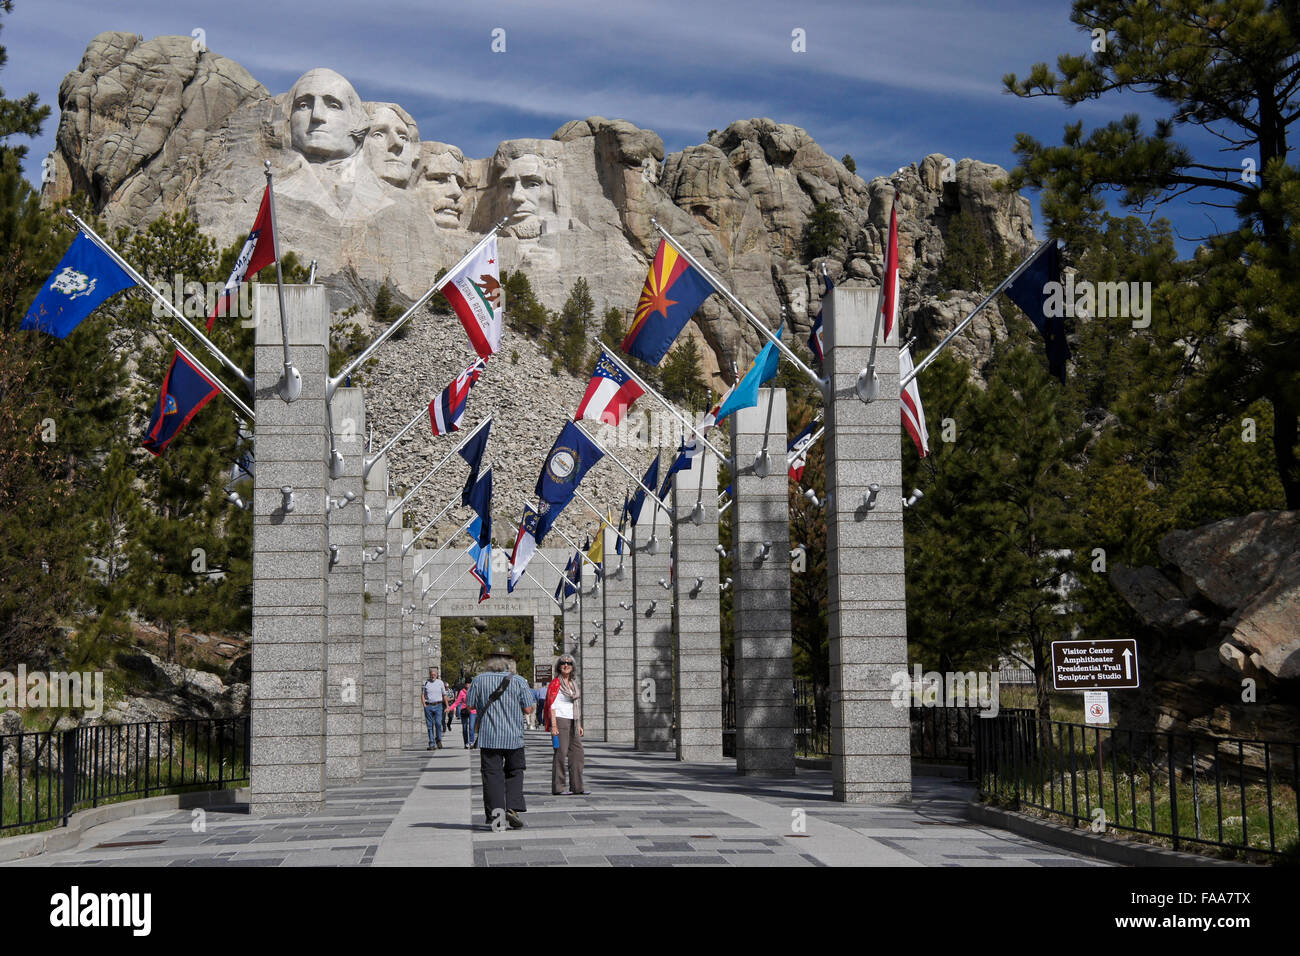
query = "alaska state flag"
xmin=22 ymin=233 xmax=136 ymax=338
xmin=621 ymin=239 xmax=714 ymax=365
xmin=141 ymin=351 xmax=221 ymax=456
xmin=536 ymin=421 xmax=604 ymax=505
xmin=1004 ymin=241 xmax=1069 ymax=383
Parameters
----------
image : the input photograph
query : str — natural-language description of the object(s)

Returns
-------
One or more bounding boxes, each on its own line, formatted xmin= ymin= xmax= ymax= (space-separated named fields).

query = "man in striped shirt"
xmin=466 ymin=646 xmax=536 ymax=830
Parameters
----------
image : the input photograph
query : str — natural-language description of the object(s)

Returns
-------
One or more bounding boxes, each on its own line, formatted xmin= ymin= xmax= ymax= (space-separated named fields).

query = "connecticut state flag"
xmin=141 ymin=351 xmax=221 ymax=456
xmin=442 ymin=236 xmax=503 ymax=359
xmin=21 ymin=232 xmax=136 ymax=338
xmin=621 ymin=239 xmax=714 ymax=366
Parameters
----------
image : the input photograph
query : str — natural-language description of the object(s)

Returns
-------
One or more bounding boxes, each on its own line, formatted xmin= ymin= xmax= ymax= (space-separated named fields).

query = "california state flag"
xmin=442 ymin=237 xmax=503 ymax=359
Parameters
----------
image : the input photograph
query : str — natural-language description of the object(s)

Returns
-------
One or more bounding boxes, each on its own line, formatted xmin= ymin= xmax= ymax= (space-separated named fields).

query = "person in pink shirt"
xmin=455 ymin=684 xmax=477 ymax=748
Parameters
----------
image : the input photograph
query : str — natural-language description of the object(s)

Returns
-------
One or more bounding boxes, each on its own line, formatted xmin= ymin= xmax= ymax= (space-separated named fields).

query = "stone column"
xmin=361 ymin=455 xmax=387 ymax=769
xmin=325 ymin=386 xmax=365 ymax=784
xmin=632 ymin=498 xmax=674 ymax=751
xmin=402 ymin=530 xmax=416 ymax=745
xmin=384 ymin=498 xmax=404 ymax=757
xmin=672 ymin=450 xmax=722 ymax=761
xmin=730 ymin=388 xmax=795 ymax=776
xmin=602 ymin=525 xmax=635 ymax=743
xmin=580 ymin=560 xmax=605 ymax=742
xmin=532 ymin=613 xmax=554 ymax=671
xmin=250 ymin=283 xmax=329 ymax=815
xmin=824 ymin=286 xmax=911 ymax=803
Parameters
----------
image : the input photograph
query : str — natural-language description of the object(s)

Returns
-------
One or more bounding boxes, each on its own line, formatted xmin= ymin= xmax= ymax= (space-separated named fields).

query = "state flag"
xmin=141 ymin=351 xmax=221 ymax=456
xmin=429 ymin=358 xmax=485 ymax=436
xmin=880 ymin=201 xmax=900 ymax=342
xmin=458 ymin=419 xmax=491 ymax=505
xmin=21 ymin=232 xmax=136 ymax=338
xmin=900 ymin=345 xmax=930 ymax=458
xmin=206 ymin=185 xmax=276 ymax=330
xmin=442 ymin=236 xmax=503 ymax=359
xmin=508 ymin=505 xmax=539 ymax=593
xmin=576 ymin=350 xmax=645 ymax=426
xmin=628 ymin=454 xmax=660 ymax=526
xmin=621 ymin=239 xmax=714 ymax=365
xmin=788 ymin=418 xmax=819 ymax=482
xmin=615 ymin=490 xmax=629 ymax=556
xmin=536 ymin=421 xmax=604 ymax=505
xmin=808 ymin=273 xmax=832 ymax=362
xmin=466 ymin=469 xmax=493 ymax=547
xmin=468 ymin=525 xmax=492 ymax=604
xmin=1005 ymin=241 xmax=1069 ymax=382
xmin=534 ymin=497 xmax=567 ymax=546
xmin=659 ymin=438 xmax=695 ymax=499
xmin=715 ymin=326 xmax=783 ymax=424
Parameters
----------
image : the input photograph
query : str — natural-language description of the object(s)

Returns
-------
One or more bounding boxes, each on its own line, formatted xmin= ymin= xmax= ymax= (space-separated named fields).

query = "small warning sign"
xmin=1084 ymin=690 xmax=1110 ymax=725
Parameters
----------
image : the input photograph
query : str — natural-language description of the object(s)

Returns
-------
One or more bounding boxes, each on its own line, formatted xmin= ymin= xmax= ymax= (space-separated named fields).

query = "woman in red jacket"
xmin=543 ymin=655 xmax=587 ymax=795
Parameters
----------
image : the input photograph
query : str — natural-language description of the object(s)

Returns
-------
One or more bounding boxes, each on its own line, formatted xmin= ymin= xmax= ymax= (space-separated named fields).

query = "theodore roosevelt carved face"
xmin=417 ymin=142 xmax=468 ymax=227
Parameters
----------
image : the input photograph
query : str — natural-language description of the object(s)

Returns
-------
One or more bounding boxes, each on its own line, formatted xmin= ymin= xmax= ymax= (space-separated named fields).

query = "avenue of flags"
xmin=19 ymin=164 xmax=1079 ymax=613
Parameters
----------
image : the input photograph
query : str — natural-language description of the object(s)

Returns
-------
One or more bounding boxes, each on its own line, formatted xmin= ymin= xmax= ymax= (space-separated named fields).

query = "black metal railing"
xmin=912 ymin=706 xmax=1034 ymax=774
xmin=795 ymin=680 xmax=829 ymax=756
xmin=1 ymin=717 xmax=250 ymax=835
xmin=975 ymin=712 xmax=1300 ymax=859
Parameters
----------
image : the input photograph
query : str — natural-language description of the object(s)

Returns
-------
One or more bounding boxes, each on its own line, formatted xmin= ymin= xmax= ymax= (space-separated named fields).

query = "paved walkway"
xmin=2 ymin=729 xmax=1109 ymax=867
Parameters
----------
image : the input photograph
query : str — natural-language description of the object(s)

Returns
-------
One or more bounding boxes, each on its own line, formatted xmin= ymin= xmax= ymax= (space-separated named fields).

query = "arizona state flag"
xmin=621 ymin=239 xmax=714 ymax=365
xmin=141 ymin=351 xmax=221 ymax=456
xmin=443 ymin=236 xmax=503 ymax=359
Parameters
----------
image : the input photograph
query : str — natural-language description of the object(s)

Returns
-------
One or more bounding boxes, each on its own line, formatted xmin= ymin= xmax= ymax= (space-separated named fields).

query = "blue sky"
xmin=5 ymin=0 xmax=1239 ymax=255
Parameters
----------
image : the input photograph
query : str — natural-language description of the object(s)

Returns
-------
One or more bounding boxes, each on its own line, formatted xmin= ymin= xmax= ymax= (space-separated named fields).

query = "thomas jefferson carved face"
xmin=499 ymin=155 xmax=556 ymax=239
xmin=364 ymin=105 xmax=417 ymax=186
xmin=418 ymin=145 xmax=467 ymax=227
xmin=288 ymin=69 xmax=365 ymax=162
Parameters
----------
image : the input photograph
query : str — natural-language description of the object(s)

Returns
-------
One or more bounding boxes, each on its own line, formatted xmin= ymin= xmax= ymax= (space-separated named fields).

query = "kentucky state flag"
xmin=442 ymin=236 xmax=503 ymax=359
xmin=141 ymin=351 xmax=221 ymax=456
xmin=536 ymin=420 xmax=604 ymax=505
xmin=22 ymin=233 xmax=136 ymax=338
xmin=621 ymin=239 xmax=714 ymax=365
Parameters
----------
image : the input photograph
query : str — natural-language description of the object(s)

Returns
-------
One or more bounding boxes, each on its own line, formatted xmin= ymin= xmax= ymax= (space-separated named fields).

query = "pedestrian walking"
xmin=465 ymin=646 xmax=536 ymax=829
xmin=542 ymin=654 xmax=587 ymax=795
xmin=422 ymin=667 xmax=449 ymax=750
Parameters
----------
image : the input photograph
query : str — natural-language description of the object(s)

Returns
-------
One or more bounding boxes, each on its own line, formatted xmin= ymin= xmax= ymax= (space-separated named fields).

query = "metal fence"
xmin=975 ymin=711 xmax=1300 ymax=859
xmin=1 ymin=717 xmax=250 ymax=834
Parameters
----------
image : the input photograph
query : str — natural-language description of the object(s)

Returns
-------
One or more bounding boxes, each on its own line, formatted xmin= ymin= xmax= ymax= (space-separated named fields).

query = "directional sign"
xmin=1050 ymin=639 xmax=1140 ymax=691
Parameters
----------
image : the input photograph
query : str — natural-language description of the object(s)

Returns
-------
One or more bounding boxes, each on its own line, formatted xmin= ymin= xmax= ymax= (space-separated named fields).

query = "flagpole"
xmin=503 ymin=517 xmax=577 ymax=594
xmin=329 ymin=222 xmax=505 ymax=400
xmin=573 ymin=418 xmax=672 ymax=516
xmin=368 ymin=412 xmax=489 ymax=481
xmin=66 ymin=212 xmax=253 ymax=392
xmin=421 ymin=540 xmax=474 ymax=596
xmin=165 ymin=333 xmax=256 ymax=422
xmin=603 ymin=352 xmax=727 ymax=460
xmin=572 ymin=486 xmax=632 ymax=551
xmin=650 ymin=217 xmax=825 ymax=392
xmin=406 ymin=492 xmax=464 ymax=557
xmin=383 ymin=418 xmax=491 ymax=524
xmin=264 ymin=162 xmax=300 ymax=402
xmin=902 ymin=238 xmax=1056 ymax=390
xmin=861 ymin=198 xmax=895 ymax=400
xmin=417 ymin=515 xmax=476 ymax=578
xmin=548 ymin=522 xmax=601 ymax=573
xmin=428 ymin=564 xmax=474 ymax=610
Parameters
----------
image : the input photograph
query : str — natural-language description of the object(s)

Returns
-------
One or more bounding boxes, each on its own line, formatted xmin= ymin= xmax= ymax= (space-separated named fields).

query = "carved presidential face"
xmin=498 ymin=155 xmax=556 ymax=239
xmin=419 ymin=150 xmax=467 ymax=227
xmin=288 ymin=69 xmax=365 ymax=162
xmin=364 ymin=106 xmax=417 ymax=187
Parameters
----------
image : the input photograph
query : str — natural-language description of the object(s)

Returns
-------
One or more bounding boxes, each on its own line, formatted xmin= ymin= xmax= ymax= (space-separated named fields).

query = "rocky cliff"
xmin=43 ymin=32 xmax=1034 ymax=541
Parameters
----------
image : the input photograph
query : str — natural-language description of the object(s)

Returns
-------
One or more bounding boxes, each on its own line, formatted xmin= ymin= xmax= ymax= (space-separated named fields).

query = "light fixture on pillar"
xmin=280 ymin=486 xmax=295 ymax=513
xmin=618 ymin=601 xmax=632 ymax=610
xmin=646 ymin=535 xmax=659 ymax=555
xmin=756 ymin=540 xmax=773 ymax=561
xmin=863 ymin=483 xmax=882 ymax=512
xmin=613 ymin=563 xmax=626 ymax=581
xmin=613 ymin=620 xmax=624 ymax=633
xmin=903 ymin=488 xmax=925 ymax=508
xmin=328 ymin=545 xmax=340 ymax=568
xmin=647 ymin=600 xmax=658 ymax=614
xmin=753 ymin=449 xmax=776 ymax=478
xmin=591 ymin=621 xmax=603 ymax=630
xmin=327 ymin=490 xmax=356 ymax=511
xmin=690 ymin=501 xmax=706 ymax=525
xmin=714 ymin=544 xmax=728 ymax=558
xmin=690 ymin=576 xmax=704 ymax=597
xmin=719 ymin=577 xmax=732 ymax=592
xmin=328 ymin=448 xmax=345 ymax=480
xmin=657 ymin=578 xmax=672 ymax=590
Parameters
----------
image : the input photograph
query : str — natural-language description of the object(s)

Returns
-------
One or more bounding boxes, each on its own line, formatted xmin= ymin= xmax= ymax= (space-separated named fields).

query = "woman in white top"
xmin=544 ymin=655 xmax=586 ymax=795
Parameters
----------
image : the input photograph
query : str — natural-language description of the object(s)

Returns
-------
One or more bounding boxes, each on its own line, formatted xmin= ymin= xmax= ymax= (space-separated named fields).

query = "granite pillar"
xmin=384 ymin=498 xmax=404 ymax=756
xmin=360 ymin=456 xmax=387 ymax=769
xmin=602 ymin=525 xmax=635 ymax=743
xmin=632 ymin=496 xmax=674 ymax=751
xmin=672 ymin=450 xmax=722 ymax=761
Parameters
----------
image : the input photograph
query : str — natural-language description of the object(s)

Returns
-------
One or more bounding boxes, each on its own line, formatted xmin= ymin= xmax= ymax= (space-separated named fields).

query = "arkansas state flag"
xmin=880 ymin=201 xmax=900 ymax=342
xmin=206 ymin=186 xmax=276 ymax=331
xmin=141 ymin=351 xmax=221 ymax=456
xmin=443 ymin=236 xmax=503 ymax=359
xmin=429 ymin=358 xmax=485 ymax=436
xmin=576 ymin=350 xmax=645 ymax=426
xmin=621 ymin=239 xmax=714 ymax=365
xmin=899 ymin=344 xmax=930 ymax=458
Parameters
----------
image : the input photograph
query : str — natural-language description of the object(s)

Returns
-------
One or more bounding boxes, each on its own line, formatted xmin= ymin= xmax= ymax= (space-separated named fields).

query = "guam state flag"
xmin=621 ymin=239 xmax=714 ymax=366
xmin=141 ymin=351 xmax=221 ymax=456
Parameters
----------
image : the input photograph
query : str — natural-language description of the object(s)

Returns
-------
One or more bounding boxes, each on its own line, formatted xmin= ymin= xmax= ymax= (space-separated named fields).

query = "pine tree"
xmin=660 ymin=336 xmax=708 ymax=410
xmin=802 ymin=202 xmax=842 ymax=261
xmin=550 ymin=277 xmax=594 ymax=376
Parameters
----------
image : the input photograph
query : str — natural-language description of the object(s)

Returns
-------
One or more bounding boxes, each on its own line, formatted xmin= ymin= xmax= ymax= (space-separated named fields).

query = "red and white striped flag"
xmin=900 ymin=344 xmax=929 ymax=458
xmin=880 ymin=200 xmax=899 ymax=342
xmin=206 ymin=186 xmax=276 ymax=331
xmin=428 ymin=358 xmax=485 ymax=436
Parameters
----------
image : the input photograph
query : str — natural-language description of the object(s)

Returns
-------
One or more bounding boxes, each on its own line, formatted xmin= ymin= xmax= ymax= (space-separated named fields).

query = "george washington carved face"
xmin=288 ymin=68 xmax=366 ymax=162
xmin=364 ymin=104 xmax=418 ymax=186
